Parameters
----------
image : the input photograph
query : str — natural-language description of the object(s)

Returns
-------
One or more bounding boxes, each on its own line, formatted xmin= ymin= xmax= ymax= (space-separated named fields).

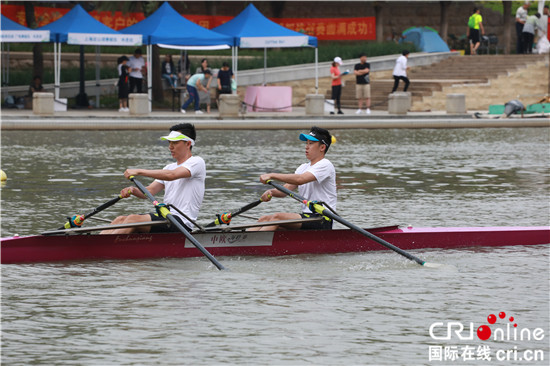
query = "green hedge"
xmin=5 ymin=41 xmax=416 ymax=86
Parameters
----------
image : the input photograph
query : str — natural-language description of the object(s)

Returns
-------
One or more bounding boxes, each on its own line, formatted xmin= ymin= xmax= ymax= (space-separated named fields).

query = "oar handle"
xmin=267 ymin=180 xmax=427 ymax=267
xmin=266 ymin=180 xmax=308 ymax=205
xmin=205 ymin=199 xmax=263 ymax=228
xmin=130 ymin=176 xmax=226 ymax=271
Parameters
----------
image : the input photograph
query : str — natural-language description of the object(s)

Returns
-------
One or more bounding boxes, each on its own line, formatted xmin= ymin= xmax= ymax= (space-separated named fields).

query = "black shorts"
xmin=148 ymin=213 xmax=191 ymax=233
xmin=300 ymin=213 xmax=333 ymax=230
xmin=469 ymin=29 xmax=480 ymax=44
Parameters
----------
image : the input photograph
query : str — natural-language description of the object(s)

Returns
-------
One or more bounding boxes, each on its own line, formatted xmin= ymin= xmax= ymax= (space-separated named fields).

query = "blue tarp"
xmin=1 ymin=14 xmax=30 ymax=31
xmin=38 ymin=4 xmax=121 ymax=43
xmin=400 ymin=27 xmax=450 ymax=53
xmin=120 ymin=2 xmax=233 ymax=46
xmin=213 ymin=4 xmax=317 ymax=48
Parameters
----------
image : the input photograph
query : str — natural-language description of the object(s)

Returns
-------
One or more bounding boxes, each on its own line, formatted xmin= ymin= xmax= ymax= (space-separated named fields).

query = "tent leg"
xmin=7 ymin=43 xmax=9 ymax=86
xmin=235 ymin=47 xmax=238 ymax=86
xmin=54 ymin=42 xmax=61 ymax=101
xmin=263 ymin=47 xmax=267 ymax=86
xmin=54 ymin=42 xmax=57 ymax=99
xmin=315 ymin=47 xmax=318 ymax=95
xmin=148 ymin=44 xmax=152 ymax=113
xmin=95 ymin=46 xmax=100 ymax=108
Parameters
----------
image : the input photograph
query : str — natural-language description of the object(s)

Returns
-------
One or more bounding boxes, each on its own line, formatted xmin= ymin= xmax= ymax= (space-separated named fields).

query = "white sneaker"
xmin=118 ymin=108 xmax=124 ymax=112
xmin=366 ymin=108 xmax=371 ymax=114
xmin=195 ymin=110 xmax=204 ymax=114
xmin=180 ymin=109 xmax=186 ymax=114
xmin=355 ymin=109 xmax=362 ymax=114
xmin=123 ymin=107 xmax=129 ymax=112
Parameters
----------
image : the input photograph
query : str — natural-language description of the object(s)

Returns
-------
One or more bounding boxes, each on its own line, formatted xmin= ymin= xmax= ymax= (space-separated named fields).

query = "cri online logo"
xmin=429 ymin=311 xmax=545 ymax=341
xmin=477 ymin=311 xmax=516 ymax=341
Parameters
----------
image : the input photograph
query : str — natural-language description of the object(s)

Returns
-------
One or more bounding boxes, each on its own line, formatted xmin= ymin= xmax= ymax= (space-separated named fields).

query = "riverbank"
xmin=1 ymin=107 xmax=548 ymax=130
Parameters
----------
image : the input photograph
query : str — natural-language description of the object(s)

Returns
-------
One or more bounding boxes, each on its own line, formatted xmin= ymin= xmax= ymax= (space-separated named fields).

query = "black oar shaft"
xmin=267 ymin=180 xmax=426 ymax=266
xmin=205 ymin=199 xmax=262 ymax=228
xmin=84 ymin=196 xmax=122 ymax=219
xmin=59 ymin=195 xmax=122 ymax=230
xmin=130 ymin=177 xmax=226 ymax=271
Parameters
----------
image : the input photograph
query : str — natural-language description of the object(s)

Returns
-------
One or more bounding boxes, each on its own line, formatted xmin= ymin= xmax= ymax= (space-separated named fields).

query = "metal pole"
xmin=54 ymin=42 xmax=57 ymax=99
xmin=54 ymin=42 xmax=60 ymax=100
xmin=315 ymin=47 xmax=318 ymax=94
xmin=95 ymin=45 xmax=100 ymax=108
xmin=263 ymin=47 xmax=267 ymax=85
xmin=235 ymin=46 xmax=238 ymax=85
xmin=7 ymin=43 xmax=9 ymax=85
xmin=148 ymin=44 xmax=152 ymax=112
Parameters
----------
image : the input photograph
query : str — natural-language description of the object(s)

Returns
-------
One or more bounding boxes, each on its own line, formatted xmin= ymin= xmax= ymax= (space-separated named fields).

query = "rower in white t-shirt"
xmin=101 ymin=123 xmax=205 ymax=235
xmin=251 ymin=126 xmax=337 ymax=231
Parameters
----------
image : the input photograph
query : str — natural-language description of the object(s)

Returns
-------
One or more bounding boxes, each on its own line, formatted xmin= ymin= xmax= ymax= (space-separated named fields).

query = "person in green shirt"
xmin=467 ymin=8 xmax=485 ymax=55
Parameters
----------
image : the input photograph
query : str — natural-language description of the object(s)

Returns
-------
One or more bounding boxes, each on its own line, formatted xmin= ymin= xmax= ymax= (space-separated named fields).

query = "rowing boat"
xmin=2 ymin=225 xmax=548 ymax=264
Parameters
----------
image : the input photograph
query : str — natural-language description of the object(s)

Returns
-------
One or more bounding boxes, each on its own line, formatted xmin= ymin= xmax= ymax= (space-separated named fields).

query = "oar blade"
xmin=422 ymin=262 xmax=457 ymax=270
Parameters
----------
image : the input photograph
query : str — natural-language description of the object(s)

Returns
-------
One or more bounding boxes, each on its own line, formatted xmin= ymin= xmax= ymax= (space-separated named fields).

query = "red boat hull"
xmin=1 ymin=226 xmax=549 ymax=264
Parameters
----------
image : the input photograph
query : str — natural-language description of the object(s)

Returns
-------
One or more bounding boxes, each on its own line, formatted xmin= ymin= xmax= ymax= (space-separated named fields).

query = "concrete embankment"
xmin=1 ymin=108 xmax=548 ymax=130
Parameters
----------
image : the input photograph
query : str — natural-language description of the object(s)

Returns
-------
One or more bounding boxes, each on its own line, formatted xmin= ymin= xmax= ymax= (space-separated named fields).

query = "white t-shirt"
xmin=538 ymin=14 xmax=548 ymax=37
xmin=393 ymin=55 xmax=408 ymax=77
xmin=155 ymin=156 xmax=206 ymax=229
xmin=295 ymin=158 xmax=337 ymax=214
xmin=516 ymin=6 xmax=528 ymax=23
xmin=128 ymin=55 xmax=145 ymax=79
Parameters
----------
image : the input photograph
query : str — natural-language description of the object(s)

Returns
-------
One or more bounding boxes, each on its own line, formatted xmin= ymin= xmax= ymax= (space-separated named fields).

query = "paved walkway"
xmin=1 ymin=107 xmax=548 ymax=130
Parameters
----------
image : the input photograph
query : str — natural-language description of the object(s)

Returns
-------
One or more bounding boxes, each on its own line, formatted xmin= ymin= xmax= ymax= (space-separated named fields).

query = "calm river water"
xmin=1 ymin=128 xmax=549 ymax=365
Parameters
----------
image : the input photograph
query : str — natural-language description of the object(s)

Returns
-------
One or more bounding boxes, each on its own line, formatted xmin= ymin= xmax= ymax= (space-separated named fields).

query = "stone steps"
xmin=325 ymin=55 xmax=546 ymax=110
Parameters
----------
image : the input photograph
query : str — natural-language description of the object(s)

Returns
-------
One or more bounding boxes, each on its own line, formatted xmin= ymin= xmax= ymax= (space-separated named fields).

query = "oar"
xmin=205 ymin=199 xmax=264 ymax=228
xmin=130 ymin=176 xmax=226 ymax=271
xmin=58 ymin=195 xmax=123 ymax=230
xmin=267 ymin=180 xmax=444 ymax=268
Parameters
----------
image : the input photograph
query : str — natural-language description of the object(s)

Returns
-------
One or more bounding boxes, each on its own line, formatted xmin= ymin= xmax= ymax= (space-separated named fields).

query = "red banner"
xmin=2 ymin=4 xmax=375 ymax=41
xmin=277 ymin=17 xmax=376 ymax=41
xmin=1 ymin=4 xmax=145 ymax=30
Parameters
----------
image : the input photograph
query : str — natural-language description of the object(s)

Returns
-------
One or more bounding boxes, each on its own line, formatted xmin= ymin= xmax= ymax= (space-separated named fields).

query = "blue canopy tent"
xmin=400 ymin=27 xmax=450 ymax=53
xmin=37 ymin=4 xmax=141 ymax=102
xmin=213 ymin=4 xmax=319 ymax=91
xmin=121 ymin=2 xmax=234 ymax=110
xmin=1 ymin=14 xmax=50 ymax=86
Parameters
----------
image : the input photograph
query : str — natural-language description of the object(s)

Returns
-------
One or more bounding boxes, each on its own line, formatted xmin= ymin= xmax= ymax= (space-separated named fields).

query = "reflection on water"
xmin=1 ymin=128 xmax=548 ymax=236
xmin=1 ymin=127 xmax=549 ymax=365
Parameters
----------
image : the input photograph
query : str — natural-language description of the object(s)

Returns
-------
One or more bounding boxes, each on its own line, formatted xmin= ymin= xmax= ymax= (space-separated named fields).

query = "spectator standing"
xmin=128 ymin=48 xmax=145 ymax=93
xmin=467 ymin=8 xmax=485 ymax=55
xmin=536 ymin=6 xmax=549 ymax=53
xmin=523 ymin=13 xmax=542 ymax=53
xmin=540 ymin=5 xmax=549 ymax=38
xmin=28 ymin=75 xmax=44 ymax=96
xmin=516 ymin=2 xmax=530 ymax=54
xmin=181 ymin=69 xmax=212 ymax=114
xmin=196 ymin=58 xmax=212 ymax=113
xmin=178 ymin=52 xmax=191 ymax=86
xmin=391 ymin=50 xmax=410 ymax=93
xmin=353 ymin=53 xmax=371 ymax=115
xmin=117 ymin=56 xmax=129 ymax=112
xmin=161 ymin=54 xmax=178 ymax=88
xmin=330 ymin=56 xmax=344 ymax=115
xmin=216 ymin=61 xmax=234 ymax=102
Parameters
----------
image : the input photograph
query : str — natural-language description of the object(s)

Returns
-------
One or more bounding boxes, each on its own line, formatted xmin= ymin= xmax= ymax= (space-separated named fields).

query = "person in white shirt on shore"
xmin=391 ymin=50 xmax=410 ymax=93
xmin=127 ymin=48 xmax=146 ymax=94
